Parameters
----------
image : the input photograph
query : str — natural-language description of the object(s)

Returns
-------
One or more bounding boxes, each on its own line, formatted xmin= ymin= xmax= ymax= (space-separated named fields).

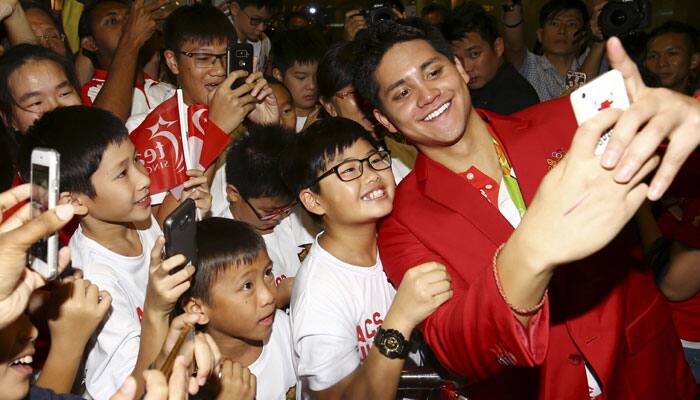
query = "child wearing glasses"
xmin=279 ymin=117 xmax=452 ymax=399
xmin=228 ymin=0 xmax=279 ymax=73
xmin=218 ymin=124 xmax=314 ymax=308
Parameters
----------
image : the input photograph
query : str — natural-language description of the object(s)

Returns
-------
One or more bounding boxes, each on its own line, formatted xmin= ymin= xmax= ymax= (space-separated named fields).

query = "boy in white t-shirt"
xmin=180 ymin=218 xmax=297 ymax=400
xmin=279 ymin=117 xmax=453 ymax=399
xmin=216 ymin=124 xmax=314 ymax=308
xmin=18 ymin=106 xmax=208 ymax=399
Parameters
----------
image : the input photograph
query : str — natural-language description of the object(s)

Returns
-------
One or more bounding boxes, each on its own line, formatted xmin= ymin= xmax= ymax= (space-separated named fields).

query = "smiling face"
xmin=0 ymin=314 xmax=38 ymax=400
xmin=645 ymin=32 xmax=700 ymax=93
xmin=449 ymin=33 xmax=503 ymax=90
xmin=304 ymin=139 xmax=395 ymax=226
xmin=6 ymin=60 xmax=81 ymax=133
xmin=75 ymin=139 xmax=152 ymax=224
xmin=202 ymin=249 xmax=277 ymax=342
xmin=537 ymin=9 xmax=584 ymax=57
xmin=372 ymin=39 xmax=472 ymax=150
xmin=165 ymin=38 xmax=229 ymax=106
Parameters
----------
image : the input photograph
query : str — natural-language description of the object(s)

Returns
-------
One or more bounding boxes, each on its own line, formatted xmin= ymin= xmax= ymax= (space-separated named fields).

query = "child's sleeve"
xmin=291 ymin=283 xmax=360 ymax=392
xmin=81 ymin=271 xmax=142 ymax=399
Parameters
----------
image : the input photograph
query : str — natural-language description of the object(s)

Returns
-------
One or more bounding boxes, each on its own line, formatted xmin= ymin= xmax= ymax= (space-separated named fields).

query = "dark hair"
xmin=78 ymin=0 xmax=129 ymax=39
xmin=648 ymin=21 xmax=699 ymax=54
xmin=225 ymin=124 xmax=293 ymax=201
xmin=18 ymin=106 xmax=128 ymax=197
xmin=279 ymin=117 xmax=380 ymax=200
xmin=164 ymin=4 xmax=236 ymax=51
xmin=538 ymin=0 xmax=588 ymax=28
xmin=442 ymin=2 xmax=499 ymax=46
xmin=0 ymin=44 xmax=80 ymax=130
xmin=421 ymin=2 xmax=449 ymax=18
xmin=270 ymin=28 xmax=326 ymax=74
xmin=352 ymin=20 xmax=454 ymax=110
xmin=284 ymin=10 xmax=309 ymax=28
xmin=183 ymin=218 xmax=267 ymax=305
xmin=317 ymin=42 xmax=355 ymax=101
xmin=232 ymin=0 xmax=280 ymax=11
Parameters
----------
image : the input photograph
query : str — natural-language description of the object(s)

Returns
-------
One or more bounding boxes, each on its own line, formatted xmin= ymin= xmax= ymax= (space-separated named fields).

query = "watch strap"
xmin=374 ymin=327 xmax=411 ymax=359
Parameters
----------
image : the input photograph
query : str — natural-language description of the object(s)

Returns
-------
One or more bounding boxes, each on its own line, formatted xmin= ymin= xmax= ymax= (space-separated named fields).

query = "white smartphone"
xmin=28 ymin=148 xmax=60 ymax=280
xmin=570 ymin=69 xmax=630 ymax=155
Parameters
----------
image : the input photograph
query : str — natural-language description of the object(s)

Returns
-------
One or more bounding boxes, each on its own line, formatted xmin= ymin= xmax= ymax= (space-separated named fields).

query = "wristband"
xmin=493 ymin=244 xmax=547 ymax=316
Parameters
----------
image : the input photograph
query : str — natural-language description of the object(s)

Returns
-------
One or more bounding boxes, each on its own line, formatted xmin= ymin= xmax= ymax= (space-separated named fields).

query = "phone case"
xmin=227 ymin=43 xmax=254 ymax=90
xmin=163 ymin=198 xmax=198 ymax=272
xmin=28 ymin=148 xmax=60 ymax=279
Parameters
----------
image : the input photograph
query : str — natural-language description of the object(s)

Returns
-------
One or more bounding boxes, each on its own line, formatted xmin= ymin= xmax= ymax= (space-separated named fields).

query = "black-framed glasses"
xmin=177 ymin=50 xmax=228 ymax=68
xmin=241 ymin=196 xmax=297 ymax=221
xmin=240 ymin=8 xmax=272 ymax=27
xmin=312 ymin=150 xmax=392 ymax=186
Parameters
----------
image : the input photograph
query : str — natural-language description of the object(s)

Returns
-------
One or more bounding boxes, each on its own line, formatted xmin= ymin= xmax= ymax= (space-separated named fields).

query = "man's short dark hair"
xmin=0 ymin=44 xmax=79 ymax=129
xmin=182 ymin=218 xmax=267 ymax=306
xmin=78 ymin=0 xmax=129 ymax=39
xmin=225 ymin=124 xmax=293 ymax=201
xmin=317 ymin=42 xmax=355 ymax=101
xmin=164 ymin=4 xmax=236 ymax=51
xmin=232 ymin=0 xmax=280 ymax=11
xmin=352 ymin=20 xmax=454 ymax=110
xmin=279 ymin=117 xmax=380 ymax=200
xmin=538 ymin=0 xmax=589 ymax=28
xmin=421 ymin=2 xmax=449 ymax=19
xmin=442 ymin=2 xmax=499 ymax=46
xmin=18 ymin=106 xmax=128 ymax=197
xmin=648 ymin=21 xmax=699 ymax=54
xmin=270 ymin=28 xmax=326 ymax=74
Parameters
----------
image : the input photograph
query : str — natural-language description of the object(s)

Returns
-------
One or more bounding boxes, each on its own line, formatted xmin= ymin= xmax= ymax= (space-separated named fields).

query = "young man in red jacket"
xmin=352 ymin=21 xmax=700 ymax=399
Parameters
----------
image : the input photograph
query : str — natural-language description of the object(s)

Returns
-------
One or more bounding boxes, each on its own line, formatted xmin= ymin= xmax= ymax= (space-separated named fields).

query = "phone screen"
xmin=29 ymin=164 xmax=50 ymax=264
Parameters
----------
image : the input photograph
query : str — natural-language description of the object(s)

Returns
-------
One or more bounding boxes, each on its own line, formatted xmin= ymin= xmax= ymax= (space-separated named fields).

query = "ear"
xmin=60 ymin=192 xmax=88 ymax=216
xmin=80 ymin=36 xmax=98 ymax=53
xmin=272 ymin=67 xmax=283 ymax=82
xmin=298 ymin=189 xmax=326 ymax=218
xmin=373 ymin=109 xmax=398 ymax=133
xmin=226 ymin=184 xmax=241 ymax=203
xmin=163 ymin=50 xmax=180 ymax=76
xmin=319 ymin=98 xmax=338 ymax=117
xmin=536 ymin=28 xmax=543 ymax=45
xmin=183 ymin=297 xmax=210 ymax=325
xmin=493 ymin=37 xmax=505 ymax=59
xmin=691 ymin=52 xmax=700 ymax=70
xmin=454 ymin=57 xmax=470 ymax=86
xmin=229 ymin=1 xmax=241 ymax=16
xmin=0 ymin=111 xmax=9 ymax=128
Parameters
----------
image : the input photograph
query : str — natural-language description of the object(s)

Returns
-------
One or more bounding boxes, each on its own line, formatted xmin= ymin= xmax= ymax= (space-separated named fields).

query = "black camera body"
xmin=362 ymin=3 xmax=396 ymax=25
xmin=599 ymin=0 xmax=651 ymax=39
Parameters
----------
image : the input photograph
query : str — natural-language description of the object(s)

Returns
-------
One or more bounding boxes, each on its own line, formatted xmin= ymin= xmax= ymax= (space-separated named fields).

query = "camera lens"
xmin=610 ymin=9 xmax=627 ymax=27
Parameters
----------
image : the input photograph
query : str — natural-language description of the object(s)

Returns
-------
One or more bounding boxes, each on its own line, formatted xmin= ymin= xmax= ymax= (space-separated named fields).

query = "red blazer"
xmin=378 ymin=97 xmax=697 ymax=399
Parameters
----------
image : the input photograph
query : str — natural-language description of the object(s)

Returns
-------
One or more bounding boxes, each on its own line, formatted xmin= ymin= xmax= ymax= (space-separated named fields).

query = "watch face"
xmin=385 ymin=336 xmax=400 ymax=351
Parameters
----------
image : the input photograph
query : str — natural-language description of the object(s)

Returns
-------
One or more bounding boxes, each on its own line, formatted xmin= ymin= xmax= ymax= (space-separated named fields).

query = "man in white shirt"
xmin=228 ymin=0 xmax=279 ymax=73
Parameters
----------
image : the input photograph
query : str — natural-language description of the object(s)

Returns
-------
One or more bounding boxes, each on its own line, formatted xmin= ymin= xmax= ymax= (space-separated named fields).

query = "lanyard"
xmin=490 ymin=134 xmax=527 ymax=218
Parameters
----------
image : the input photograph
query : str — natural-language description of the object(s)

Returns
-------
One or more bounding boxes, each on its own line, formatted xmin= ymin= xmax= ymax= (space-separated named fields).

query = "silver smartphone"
xmin=28 ymin=148 xmax=60 ymax=280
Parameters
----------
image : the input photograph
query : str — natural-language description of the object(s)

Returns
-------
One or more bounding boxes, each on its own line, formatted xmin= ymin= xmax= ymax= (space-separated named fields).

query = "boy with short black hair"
xmin=215 ymin=124 xmax=313 ymax=307
xmin=18 ymin=105 xmax=196 ymax=398
xmin=271 ymin=28 xmax=327 ymax=131
xmin=279 ymin=117 xmax=452 ymax=399
xmin=181 ymin=217 xmax=297 ymax=400
xmin=228 ymin=0 xmax=280 ymax=73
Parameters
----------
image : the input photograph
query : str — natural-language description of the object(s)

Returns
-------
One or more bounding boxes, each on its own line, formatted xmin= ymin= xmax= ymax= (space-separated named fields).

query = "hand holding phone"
xmin=227 ymin=43 xmax=254 ymax=90
xmin=28 ymin=148 xmax=60 ymax=280
xmin=570 ymin=69 xmax=630 ymax=155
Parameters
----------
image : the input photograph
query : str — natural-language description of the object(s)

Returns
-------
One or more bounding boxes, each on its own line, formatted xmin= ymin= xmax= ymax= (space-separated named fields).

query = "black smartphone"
xmin=163 ymin=198 xmax=197 ymax=274
xmin=226 ymin=42 xmax=254 ymax=90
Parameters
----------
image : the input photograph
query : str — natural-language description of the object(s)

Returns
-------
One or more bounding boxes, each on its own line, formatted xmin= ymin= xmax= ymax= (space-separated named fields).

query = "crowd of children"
xmin=0 ymin=0 xmax=699 ymax=399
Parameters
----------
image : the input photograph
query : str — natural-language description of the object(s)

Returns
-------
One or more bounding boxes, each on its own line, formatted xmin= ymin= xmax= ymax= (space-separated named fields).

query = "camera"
xmin=598 ymin=0 xmax=651 ymax=39
xmin=362 ymin=2 xmax=396 ymax=25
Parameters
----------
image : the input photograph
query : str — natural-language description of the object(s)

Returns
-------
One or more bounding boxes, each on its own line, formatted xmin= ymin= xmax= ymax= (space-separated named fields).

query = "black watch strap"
xmin=374 ymin=327 xmax=411 ymax=359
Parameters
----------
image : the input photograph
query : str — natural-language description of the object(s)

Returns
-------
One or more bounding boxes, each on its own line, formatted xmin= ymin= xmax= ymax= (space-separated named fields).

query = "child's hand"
xmin=145 ymin=236 xmax=194 ymax=315
xmin=246 ymin=72 xmax=279 ymax=125
xmin=181 ymin=169 xmax=211 ymax=216
xmin=388 ymin=262 xmax=452 ymax=330
xmin=208 ymin=71 xmax=257 ymax=134
xmin=110 ymin=358 xmax=189 ymax=400
xmin=47 ymin=277 xmax=112 ymax=345
xmin=216 ymin=359 xmax=256 ymax=400
xmin=0 ymin=0 xmax=18 ymax=20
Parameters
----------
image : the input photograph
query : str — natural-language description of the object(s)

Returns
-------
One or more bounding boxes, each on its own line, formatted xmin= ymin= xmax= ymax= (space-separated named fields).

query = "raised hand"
xmin=144 ymin=236 xmax=193 ymax=315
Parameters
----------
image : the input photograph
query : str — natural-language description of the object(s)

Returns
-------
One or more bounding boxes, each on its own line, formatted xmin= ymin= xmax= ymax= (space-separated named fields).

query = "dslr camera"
xmin=362 ymin=2 xmax=396 ymax=25
xmin=599 ymin=0 xmax=651 ymax=39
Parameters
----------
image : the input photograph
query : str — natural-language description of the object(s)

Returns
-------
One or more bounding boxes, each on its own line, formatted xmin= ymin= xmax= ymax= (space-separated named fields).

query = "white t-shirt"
xmin=290 ymin=235 xmax=397 ymax=394
xmin=218 ymin=207 xmax=313 ymax=284
xmin=69 ymin=217 xmax=162 ymax=399
xmin=296 ymin=116 xmax=307 ymax=133
xmin=248 ymin=311 xmax=299 ymax=400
